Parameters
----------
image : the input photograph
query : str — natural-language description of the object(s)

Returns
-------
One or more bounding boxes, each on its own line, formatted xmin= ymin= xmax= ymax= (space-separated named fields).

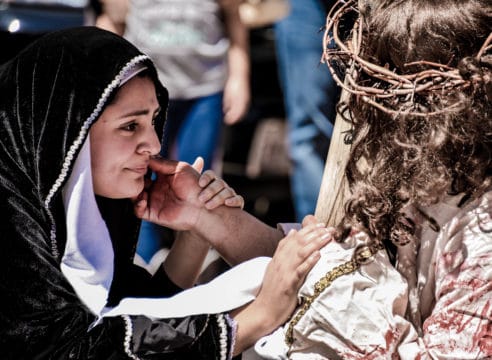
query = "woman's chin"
xmin=96 ymin=180 xmax=145 ymax=199
xmin=124 ymin=181 xmax=145 ymax=199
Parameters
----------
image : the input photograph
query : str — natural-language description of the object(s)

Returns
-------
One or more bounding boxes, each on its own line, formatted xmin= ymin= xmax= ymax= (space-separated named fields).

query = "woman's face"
xmin=90 ymin=75 xmax=161 ymax=198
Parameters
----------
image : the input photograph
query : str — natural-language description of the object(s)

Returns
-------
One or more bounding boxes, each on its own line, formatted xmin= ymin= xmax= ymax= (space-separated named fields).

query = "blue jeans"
xmin=162 ymin=92 xmax=224 ymax=170
xmin=274 ymin=0 xmax=339 ymax=221
xmin=137 ymin=92 xmax=224 ymax=262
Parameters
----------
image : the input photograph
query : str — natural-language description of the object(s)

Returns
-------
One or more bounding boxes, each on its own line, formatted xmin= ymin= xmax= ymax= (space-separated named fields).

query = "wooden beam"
xmin=315 ymin=4 xmax=361 ymax=226
xmin=314 ymin=88 xmax=351 ymax=226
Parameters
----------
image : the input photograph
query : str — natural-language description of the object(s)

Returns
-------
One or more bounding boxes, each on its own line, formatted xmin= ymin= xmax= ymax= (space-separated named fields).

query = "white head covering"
xmin=60 ymin=63 xmax=148 ymax=315
xmin=119 ymin=63 xmax=147 ymax=86
xmin=61 ymin=137 xmax=114 ymax=315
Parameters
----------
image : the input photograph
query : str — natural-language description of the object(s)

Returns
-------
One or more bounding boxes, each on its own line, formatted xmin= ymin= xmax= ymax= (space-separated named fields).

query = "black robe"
xmin=0 ymin=27 xmax=233 ymax=359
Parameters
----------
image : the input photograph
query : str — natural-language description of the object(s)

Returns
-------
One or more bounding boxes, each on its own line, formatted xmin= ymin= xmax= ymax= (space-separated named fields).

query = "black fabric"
xmin=0 ymin=27 xmax=230 ymax=359
xmin=95 ymin=196 xmax=183 ymax=304
xmin=131 ymin=315 xmax=231 ymax=359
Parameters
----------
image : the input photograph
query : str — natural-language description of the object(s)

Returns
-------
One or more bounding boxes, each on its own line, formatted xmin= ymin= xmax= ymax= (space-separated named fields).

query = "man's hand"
xmin=134 ymin=157 xmax=204 ymax=230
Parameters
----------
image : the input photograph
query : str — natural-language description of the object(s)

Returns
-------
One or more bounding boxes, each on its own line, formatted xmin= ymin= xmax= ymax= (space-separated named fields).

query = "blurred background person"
xmin=274 ymin=0 xmax=340 ymax=221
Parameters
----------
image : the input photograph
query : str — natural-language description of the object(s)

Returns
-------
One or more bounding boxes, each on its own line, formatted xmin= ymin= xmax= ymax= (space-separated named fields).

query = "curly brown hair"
xmin=326 ymin=0 xmax=492 ymax=249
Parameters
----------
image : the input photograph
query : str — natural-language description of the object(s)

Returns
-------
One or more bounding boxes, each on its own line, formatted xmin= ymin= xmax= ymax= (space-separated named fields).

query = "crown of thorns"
xmin=322 ymin=0 xmax=492 ymax=117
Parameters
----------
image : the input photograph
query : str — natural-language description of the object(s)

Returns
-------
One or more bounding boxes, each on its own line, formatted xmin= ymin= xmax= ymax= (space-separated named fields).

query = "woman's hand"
xmin=230 ymin=223 xmax=333 ymax=354
xmin=255 ymin=223 xmax=333 ymax=326
xmin=134 ymin=157 xmax=205 ymax=230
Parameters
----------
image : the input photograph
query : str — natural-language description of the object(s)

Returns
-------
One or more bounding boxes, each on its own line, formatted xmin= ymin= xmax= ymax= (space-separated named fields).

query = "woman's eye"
xmin=121 ymin=122 xmax=138 ymax=132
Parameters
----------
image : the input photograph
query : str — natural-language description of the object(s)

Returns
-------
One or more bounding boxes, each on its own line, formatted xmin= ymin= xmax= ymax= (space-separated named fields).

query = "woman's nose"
xmin=139 ymin=128 xmax=161 ymax=155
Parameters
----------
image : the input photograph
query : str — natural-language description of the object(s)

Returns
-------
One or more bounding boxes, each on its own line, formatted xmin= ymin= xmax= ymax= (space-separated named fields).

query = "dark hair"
xmin=334 ymin=0 xmax=492 ymax=249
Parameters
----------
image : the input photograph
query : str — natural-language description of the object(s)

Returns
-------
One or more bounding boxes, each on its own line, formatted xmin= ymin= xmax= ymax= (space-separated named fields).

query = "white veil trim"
xmin=61 ymin=137 xmax=114 ymax=315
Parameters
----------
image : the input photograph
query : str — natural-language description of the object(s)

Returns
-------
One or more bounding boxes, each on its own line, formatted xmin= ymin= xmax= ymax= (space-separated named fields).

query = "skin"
xmin=90 ymin=75 xmax=161 ymax=199
xmin=89 ymin=75 xmax=243 ymax=204
xmin=220 ymin=0 xmax=251 ymax=124
xmin=134 ymin=158 xmax=285 ymax=264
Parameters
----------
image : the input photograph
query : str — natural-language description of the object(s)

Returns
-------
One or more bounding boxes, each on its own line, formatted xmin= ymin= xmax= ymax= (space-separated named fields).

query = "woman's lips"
xmin=126 ymin=166 xmax=148 ymax=175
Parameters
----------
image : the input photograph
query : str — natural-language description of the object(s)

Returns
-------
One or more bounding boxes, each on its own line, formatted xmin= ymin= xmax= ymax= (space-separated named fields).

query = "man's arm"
xmin=95 ymin=0 xmax=128 ymax=36
xmin=192 ymin=206 xmax=282 ymax=265
xmin=160 ymin=157 xmax=250 ymax=285
xmin=134 ymin=158 xmax=283 ymax=265
xmin=220 ymin=0 xmax=251 ymax=125
xmin=162 ymin=230 xmax=210 ymax=288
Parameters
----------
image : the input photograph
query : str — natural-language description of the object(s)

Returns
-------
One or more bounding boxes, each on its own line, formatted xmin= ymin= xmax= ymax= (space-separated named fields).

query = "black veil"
xmin=0 ymin=27 xmax=232 ymax=359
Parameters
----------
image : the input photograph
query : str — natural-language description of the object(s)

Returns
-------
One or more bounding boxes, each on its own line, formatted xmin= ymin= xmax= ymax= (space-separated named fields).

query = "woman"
xmin=0 ymin=27 xmax=330 ymax=359
xmin=255 ymin=0 xmax=492 ymax=358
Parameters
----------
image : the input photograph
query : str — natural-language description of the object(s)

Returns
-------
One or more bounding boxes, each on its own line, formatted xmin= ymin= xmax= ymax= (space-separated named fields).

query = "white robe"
xmin=256 ymin=192 xmax=492 ymax=359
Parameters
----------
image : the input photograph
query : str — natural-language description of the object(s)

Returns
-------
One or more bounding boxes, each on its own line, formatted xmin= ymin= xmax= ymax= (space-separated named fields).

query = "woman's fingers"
xmin=295 ymin=251 xmax=322 ymax=282
xmin=299 ymin=228 xmax=333 ymax=257
xmin=253 ymin=224 xmax=332 ymax=326
xmin=148 ymin=157 xmax=178 ymax=174
xmin=276 ymin=224 xmax=332 ymax=278
xmin=301 ymin=214 xmax=318 ymax=227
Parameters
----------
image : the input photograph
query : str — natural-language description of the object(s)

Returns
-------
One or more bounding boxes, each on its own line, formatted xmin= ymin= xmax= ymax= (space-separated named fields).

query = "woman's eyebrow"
xmin=119 ymin=107 xmax=160 ymax=119
xmin=119 ymin=109 xmax=150 ymax=119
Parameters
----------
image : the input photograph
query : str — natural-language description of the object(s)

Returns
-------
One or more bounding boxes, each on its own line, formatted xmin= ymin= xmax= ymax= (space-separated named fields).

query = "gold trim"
xmin=285 ymin=242 xmax=384 ymax=346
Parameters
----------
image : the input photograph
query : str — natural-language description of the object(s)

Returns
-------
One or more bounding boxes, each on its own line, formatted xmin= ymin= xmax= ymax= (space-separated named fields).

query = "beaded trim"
xmin=217 ymin=314 xmax=229 ymax=360
xmin=42 ymin=54 xmax=149 ymax=259
xmin=189 ymin=314 xmax=210 ymax=348
xmin=122 ymin=315 xmax=141 ymax=360
xmin=224 ymin=314 xmax=238 ymax=360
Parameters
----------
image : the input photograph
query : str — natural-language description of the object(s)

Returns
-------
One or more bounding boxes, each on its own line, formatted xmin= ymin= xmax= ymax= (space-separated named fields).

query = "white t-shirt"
xmin=124 ymin=0 xmax=229 ymax=99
